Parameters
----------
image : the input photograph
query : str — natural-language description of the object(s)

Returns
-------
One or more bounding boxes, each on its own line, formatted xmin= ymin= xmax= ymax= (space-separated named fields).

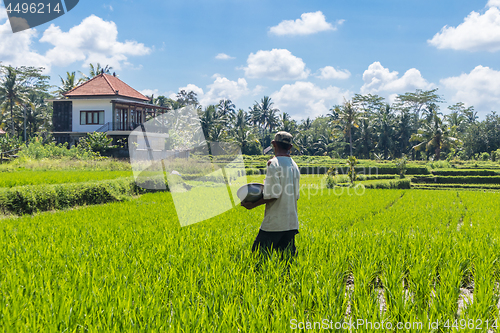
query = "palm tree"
xmin=375 ymin=104 xmax=394 ymax=159
xmin=445 ymin=110 xmax=466 ymax=138
xmin=445 ymin=111 xmax=465 ymax=128
xmin=15 ymin=90 xmax=51 ymax=138
xmin=410 ymin=110 xmax=459 ymax=160
xmin=0 ymin=66 xmax=27 ymax=136
xmin=199 ymin=105 xmax=219 ymax=141
xmin=233 ymin=127 xmax=253 ymax=152
xmin=312 ymin=134 xmax=336 ymax=156
xmin=266 ymin=109 xmax=279 ymax=132
xmin=300 ymin=117 xmax=313 ymax=131
xmin=249 ymin=104 xmax=261 ymax=128
xmin=80 ymin=63 xmax=113 ymax=80
xmin=55 ymin=71 xmax=84 ymax=97
xmin=217 ymin=99 xmax=236 ymax=125
xmin=278 ymin=112 xmax=297 ymax=134
xmin=395 ymin=108 xmax=413 ymax=158
xmin=332 ymin=99 xmax=364 ymax=156
xmin=234 ymin=109 xmax=250 ymax=131
xmin=251 ymin=96 xmax=279 ymax=132
xmin=356 ymin=118 xmax=375 ymax=159
xmin=462 ymin=107 xmax=478 ymax=124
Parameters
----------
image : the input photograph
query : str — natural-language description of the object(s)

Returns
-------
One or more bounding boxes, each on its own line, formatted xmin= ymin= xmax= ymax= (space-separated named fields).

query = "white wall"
xmin=72 ymin=98 xmax=113 ymax=132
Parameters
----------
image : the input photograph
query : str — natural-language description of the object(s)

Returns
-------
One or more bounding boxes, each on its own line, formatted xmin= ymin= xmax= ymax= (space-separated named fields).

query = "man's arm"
xmin=241 ymin=198 xmax=276 ymax=210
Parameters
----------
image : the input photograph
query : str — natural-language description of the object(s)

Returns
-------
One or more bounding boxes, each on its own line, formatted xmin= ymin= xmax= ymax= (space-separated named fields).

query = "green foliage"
xmin=411 ymin=183 xmax=500 ymax=191
xmin=427 ymin=160 xmax=452 ymax=169
xmin=431 ymin=169 xmax=499 ymax=176
xmin=395 ymin=155 xmax=407 ymax=178
xmin=346 ymin=155 xmax=358 ymax=184
xmin=0 ymin=65 xmax=50 ymax=137
xmin=362 ymin=178 xmax=411 ymax=189
xmin=0 ymin=134 xmax=22 ymax=153
xmin=325 ymin=173 xmax=397 ymax=188
xmin=491 ymin=149 xmax=498 ymax=162
xmin=325 ymin=174 xmax=336 ymax=188
xmin=242 ymin=139 xmax=262 ymax=155
xmin=0 ymin=178 xmax=141 ymax=215
xmin=412 ymin=175 xmax=500 ymax=184
xmin=18 ymin=137 xmax=100 ymax=160
xmin=244 ymin=168 xmax=263 ymax=175
xmin=78 ymin=132 xmax=115 ymax=154
xmin=480 ymin=152 xmax=490 ymax=161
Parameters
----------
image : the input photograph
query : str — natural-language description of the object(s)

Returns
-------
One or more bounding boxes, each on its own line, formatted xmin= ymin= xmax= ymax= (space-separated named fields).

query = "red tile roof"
xmin=63 ymin=74 xmax=150 ymax=101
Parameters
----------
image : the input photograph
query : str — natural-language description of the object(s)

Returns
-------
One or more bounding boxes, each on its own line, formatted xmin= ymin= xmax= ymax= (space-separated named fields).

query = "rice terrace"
xmin=2 ymin=144 xmax=500 ymax=332
xmin=3 ymin=0 xmax=500 ymax=328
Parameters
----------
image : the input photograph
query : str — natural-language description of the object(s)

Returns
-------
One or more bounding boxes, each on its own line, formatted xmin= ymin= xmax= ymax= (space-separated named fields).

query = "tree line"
xmin=1 ymin=63 xmax=499 ymax=160
xmin=151 ymin=89 xmax=500 ymax=161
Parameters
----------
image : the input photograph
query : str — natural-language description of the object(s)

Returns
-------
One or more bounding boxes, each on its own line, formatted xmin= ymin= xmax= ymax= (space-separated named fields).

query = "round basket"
xmin=237 ymin=183 xmax=264 ymax=203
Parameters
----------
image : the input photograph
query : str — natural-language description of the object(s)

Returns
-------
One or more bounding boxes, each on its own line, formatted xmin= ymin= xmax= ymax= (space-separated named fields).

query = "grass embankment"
xmin=0 ymin=178 xmax=142 ymax=215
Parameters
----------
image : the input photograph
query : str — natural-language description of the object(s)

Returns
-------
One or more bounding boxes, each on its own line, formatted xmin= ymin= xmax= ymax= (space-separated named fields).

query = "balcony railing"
xmin=97 ymin=122 xmax=142 ymax=132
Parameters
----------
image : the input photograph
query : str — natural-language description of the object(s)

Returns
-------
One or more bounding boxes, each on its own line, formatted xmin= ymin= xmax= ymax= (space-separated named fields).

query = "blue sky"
xmin=1 ymin=0 xmax=500 ymax=119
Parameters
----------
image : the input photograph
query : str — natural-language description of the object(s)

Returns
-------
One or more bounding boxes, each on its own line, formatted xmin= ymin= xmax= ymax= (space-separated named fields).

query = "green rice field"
xmin=0 ymin=170 xmax=133 ymax=188
xmin=2 ymin=172 xmax=500 ymax=332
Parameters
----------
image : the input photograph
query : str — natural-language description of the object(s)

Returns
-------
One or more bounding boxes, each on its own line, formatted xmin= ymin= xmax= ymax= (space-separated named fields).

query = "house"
xmin=51 ymin=73 xmax=169 ymax=149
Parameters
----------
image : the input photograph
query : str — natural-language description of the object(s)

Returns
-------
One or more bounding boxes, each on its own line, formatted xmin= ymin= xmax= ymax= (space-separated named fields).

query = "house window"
xmin=80 ymin=111 xmax=105 ymax=125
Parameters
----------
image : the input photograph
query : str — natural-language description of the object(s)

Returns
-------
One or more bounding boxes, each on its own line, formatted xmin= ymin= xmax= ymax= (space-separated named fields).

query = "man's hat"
xmin=274 ymin=131 xmax=293 ymax=145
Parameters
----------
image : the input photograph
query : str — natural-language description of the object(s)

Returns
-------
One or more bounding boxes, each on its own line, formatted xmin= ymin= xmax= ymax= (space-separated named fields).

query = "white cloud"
xmin=0 ymin=18 xmax=51 ymax=71
xmin=169 ymin=84 xmax=205 ymax=100
xmin=269 ymin=11 xmax=343 ymax=36
xmin=179 ymin=84 xmax=204 ymax=97
xmin=242 ymin=49 xmax=309 ymax=80
xmin=488 ymin=0 xmax=500 ymax=8
xmin=428 ymin=6 xmax=500 ymax=52
xmin=215 ymin=53 xmax=234 ymax=60
xmin=316 ymin=66 xmax=351 ymax=80
xmin=271 ymin=81 xmax=350 ymax=119
xmin=360 ymin=62 xmax=434 ymax=101
xmin=40 ymin=15 xmax=151 ymax=69
xmin=252 ymin=85 xmax=265 ymax=96
xmin=0 ymin=14 xmax=150 ymax=72
xmin=200 ymin=76 xmax=249 ymax=105
xmin=440 ymin=65 xmax=500 ymax=112
xmin=170 ymin=77 xmax=258 ymax=106
xmin=0 ymin=4 xmax=8 ymax=21
xmin=140 ymin=89 xmax=159 ymax=97
xmin=103 ymin=4 xmax=113 ymax=11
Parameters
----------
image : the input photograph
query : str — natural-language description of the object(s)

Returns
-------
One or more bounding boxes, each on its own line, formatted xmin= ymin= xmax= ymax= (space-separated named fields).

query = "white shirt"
xmin=260 ymin=156 xmax=300 ymax=231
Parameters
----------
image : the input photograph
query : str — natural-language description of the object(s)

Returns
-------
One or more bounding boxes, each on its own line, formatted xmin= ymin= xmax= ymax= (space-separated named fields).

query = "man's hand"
xmin=241 ymin=200 xmax=258 ymax=210
xmin=241 ymin=198 xmax=277 ymax=210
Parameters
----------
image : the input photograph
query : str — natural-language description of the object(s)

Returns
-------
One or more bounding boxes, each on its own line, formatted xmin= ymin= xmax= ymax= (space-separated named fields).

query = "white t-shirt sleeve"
xmin=263 ymin=164 xmax=281 ymax=199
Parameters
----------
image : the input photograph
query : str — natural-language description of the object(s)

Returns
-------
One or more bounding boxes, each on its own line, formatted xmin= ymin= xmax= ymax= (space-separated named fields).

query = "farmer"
xmin=241 ymin=131 xmax=300 ymax=256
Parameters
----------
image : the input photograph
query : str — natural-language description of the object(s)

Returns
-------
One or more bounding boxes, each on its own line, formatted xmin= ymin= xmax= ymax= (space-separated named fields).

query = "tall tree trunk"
xmin=349 ymin=127 xmax=353 ymax=156
xmin=10 ymin=103 xmax=15 ymax=136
